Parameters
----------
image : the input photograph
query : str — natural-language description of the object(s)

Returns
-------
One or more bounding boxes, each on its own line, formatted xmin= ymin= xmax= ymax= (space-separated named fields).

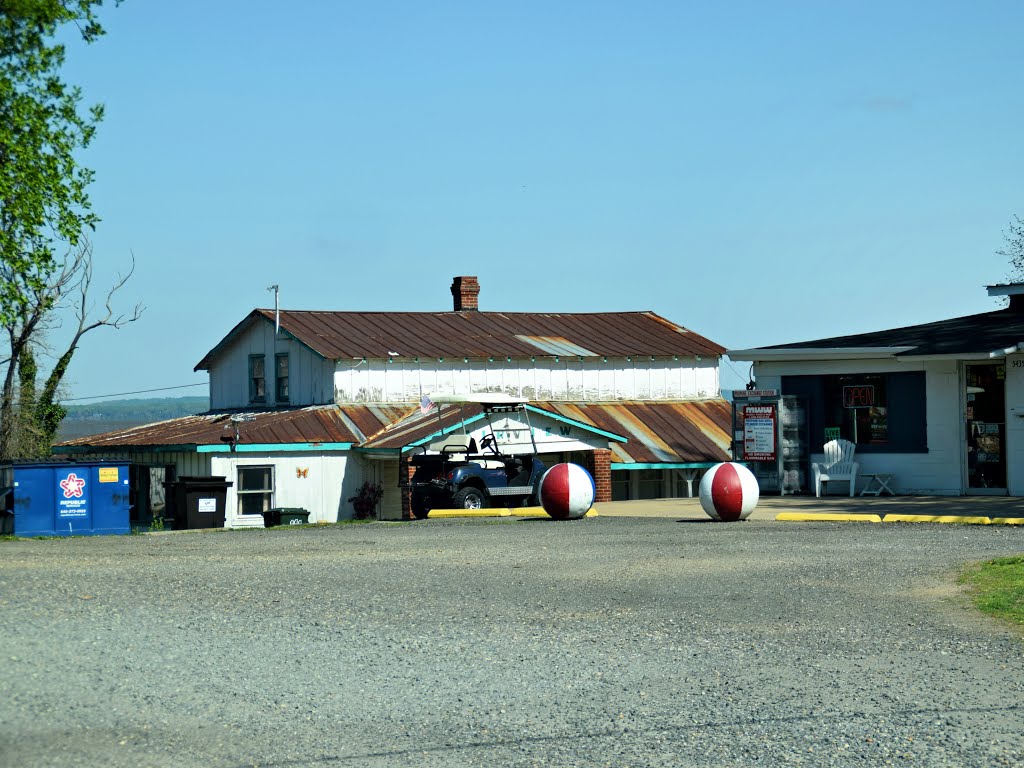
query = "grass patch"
xmin=960 ymin=555 xmax=1024 ymax=627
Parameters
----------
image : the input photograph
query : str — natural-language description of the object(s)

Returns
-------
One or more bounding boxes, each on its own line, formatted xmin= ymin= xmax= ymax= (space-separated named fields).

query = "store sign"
xmin=732 ymin=389 xmax=779 ymax=399
xmin=57 ymin=471 xmax=89 ymax=519
xmin=842 ymin=385 xmax=875 ymax=408
xmin=742 ymin=404 xmax=777 ymax=462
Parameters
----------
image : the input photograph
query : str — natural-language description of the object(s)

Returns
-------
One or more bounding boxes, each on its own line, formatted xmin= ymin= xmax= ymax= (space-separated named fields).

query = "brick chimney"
xmin=451 ymin=276 xmax=480 ymax=311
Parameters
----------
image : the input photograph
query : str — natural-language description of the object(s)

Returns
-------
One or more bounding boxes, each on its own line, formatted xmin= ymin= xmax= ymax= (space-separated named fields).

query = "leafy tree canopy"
xmin=0 ymin=0 xmax=115 ymax=325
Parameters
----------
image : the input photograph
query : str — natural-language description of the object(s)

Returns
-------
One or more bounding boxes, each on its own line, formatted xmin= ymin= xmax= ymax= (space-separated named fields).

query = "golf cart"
xmin=407 ymin=394 xmax=547 ymax=519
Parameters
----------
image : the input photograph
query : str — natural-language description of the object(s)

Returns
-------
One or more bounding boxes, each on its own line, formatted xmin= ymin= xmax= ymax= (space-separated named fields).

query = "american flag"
xmin=420 ymin=395 xmax=435 ymax=415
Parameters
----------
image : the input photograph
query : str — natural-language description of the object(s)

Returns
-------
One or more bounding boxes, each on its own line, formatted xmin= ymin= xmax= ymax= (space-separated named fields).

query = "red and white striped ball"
xmin=539 ymin=463 xmax=595 ymax=520
xmin=698 ymin=462 xmax=759 ymax=522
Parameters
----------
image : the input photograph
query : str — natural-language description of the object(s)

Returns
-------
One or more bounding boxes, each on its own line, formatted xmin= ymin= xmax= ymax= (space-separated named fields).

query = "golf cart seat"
xmin=429 ymin=435 xmax=477 ymax=461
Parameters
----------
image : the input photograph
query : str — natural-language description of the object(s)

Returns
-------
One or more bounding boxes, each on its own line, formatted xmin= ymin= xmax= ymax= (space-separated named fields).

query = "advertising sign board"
xmin=742 ymin=404 xmax=777 ymax=462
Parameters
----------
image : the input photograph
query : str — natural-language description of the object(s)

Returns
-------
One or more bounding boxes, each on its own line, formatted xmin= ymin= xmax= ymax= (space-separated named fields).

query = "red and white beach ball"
xmin=539 ymin=463 xmax=595 ymax=520
xmin=699 ymin=462 xmax=759 ymax=522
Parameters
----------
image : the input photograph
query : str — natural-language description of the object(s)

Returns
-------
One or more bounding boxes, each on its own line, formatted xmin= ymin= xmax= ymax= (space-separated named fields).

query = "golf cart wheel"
xmin=411 ymin=497 xmax=431 ymax=520
xmin=454 ymin=487 xmax=486 ymax=510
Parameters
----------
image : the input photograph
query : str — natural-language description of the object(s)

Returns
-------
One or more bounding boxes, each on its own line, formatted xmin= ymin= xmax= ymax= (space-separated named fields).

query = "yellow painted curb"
xmin=775 ymin=512 xmax=882 ymax=523
xmin=428 ymin=509 xmax=512 ymax=518
xmin=427 ymin=506 xmax=599 ymax=519
xmin=513 ymin=506 xmax=599 ymax=518
xmin=988 ymin=518 xmax=1024 ymax=525
xmin=883 ymin=515 xmax=991 ymax=525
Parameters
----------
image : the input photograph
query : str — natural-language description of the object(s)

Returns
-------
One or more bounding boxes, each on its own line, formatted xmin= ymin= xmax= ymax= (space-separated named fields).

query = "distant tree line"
xmin=63 ymin=397 xmax=209 ymax=423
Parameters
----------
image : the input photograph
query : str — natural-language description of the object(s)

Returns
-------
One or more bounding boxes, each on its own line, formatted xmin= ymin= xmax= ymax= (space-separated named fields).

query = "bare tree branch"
xmin=0 ymin=236 xmax=144 ymax=458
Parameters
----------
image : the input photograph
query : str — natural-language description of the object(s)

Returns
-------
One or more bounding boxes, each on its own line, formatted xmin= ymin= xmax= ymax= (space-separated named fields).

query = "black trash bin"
xmin=0 ymin=486 xmax=13 ymax=535
xmin=263 ymin=507 xmax=310 ymax=527
xmin=163 ymin=476 xmax=233 ymax=530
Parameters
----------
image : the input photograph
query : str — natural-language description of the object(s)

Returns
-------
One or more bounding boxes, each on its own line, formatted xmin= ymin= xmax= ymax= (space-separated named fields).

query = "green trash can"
xmin=263 ymin=507 xmax=310 ymax=527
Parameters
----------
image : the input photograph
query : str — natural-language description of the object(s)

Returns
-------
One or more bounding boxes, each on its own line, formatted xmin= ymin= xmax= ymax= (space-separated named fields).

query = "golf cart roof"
xmin=427 ymin=393 xmax=528 ymax=406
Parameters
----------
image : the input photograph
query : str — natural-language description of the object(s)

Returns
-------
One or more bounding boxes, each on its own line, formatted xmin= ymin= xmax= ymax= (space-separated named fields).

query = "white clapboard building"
xmin=57 ymin=277 xmax=732 ymax=524
xmin=729 ymin=283 xmax=1024 ymax=496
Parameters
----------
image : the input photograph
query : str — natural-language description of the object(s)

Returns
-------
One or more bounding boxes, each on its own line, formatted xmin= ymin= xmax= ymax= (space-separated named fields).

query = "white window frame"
xmin=237 ymin=465 xmax=275 ymax=517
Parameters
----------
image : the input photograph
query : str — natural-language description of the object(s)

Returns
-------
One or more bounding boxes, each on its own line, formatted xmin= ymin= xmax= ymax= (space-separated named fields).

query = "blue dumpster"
xmin=10 ymin=461 xmax=131 ymax=537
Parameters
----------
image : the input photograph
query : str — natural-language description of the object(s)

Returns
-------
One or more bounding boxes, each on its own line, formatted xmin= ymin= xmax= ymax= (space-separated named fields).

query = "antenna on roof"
xmin=267 ymin=284 xmax=279 ymax=335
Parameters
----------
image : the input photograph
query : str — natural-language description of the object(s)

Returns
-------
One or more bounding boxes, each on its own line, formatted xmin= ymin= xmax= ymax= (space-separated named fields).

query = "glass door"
xmin=965 ymin=364 xmax=1006 ymax=493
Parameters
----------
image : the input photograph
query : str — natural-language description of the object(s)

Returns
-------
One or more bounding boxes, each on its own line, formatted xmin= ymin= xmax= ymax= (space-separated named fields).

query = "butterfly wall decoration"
xmin=296 ymin=467 xmax=309 ymax=479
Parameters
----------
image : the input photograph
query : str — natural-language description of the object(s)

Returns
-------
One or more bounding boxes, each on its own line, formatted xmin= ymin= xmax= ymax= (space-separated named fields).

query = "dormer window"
xmin=249 ymin=355 xmax=266 ymax=403
xmin=275 ymin=353 xmax=289 ymax=402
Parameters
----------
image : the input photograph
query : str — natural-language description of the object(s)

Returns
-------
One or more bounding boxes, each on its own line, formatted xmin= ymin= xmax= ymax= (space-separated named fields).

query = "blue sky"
xmin=53 ymin=0 xmax=1024 ymax=400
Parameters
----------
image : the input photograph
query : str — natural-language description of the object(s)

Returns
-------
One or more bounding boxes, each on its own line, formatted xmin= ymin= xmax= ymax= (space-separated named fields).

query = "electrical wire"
xmin=63 ymin=382 xmax=207 ymax=402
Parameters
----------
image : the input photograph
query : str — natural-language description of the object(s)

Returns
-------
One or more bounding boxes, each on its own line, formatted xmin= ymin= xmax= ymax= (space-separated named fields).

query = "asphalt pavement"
xmin=3 ymin=510 xmax=1024 ymax=767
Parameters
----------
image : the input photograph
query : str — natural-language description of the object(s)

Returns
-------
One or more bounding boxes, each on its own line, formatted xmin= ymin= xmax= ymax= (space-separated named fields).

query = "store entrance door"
xmin=965 ymin=363 xmax=1007 ymax=493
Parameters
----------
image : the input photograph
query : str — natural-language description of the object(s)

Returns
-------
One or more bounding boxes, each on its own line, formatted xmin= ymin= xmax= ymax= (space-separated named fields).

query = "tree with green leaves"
xmin=997 ymin=214 xmax=1024 ymax=284
xmin=0 ymin=1 xmax=131 ymax=458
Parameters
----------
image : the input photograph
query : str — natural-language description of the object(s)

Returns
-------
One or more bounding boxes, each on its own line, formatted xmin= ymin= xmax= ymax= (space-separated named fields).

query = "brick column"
xmin=585 ymin=448 xmax=612 ymax=503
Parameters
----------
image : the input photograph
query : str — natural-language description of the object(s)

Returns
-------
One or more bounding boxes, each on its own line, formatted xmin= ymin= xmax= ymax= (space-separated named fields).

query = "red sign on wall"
xmin=842 ymin=385 xmax=875 ymax=408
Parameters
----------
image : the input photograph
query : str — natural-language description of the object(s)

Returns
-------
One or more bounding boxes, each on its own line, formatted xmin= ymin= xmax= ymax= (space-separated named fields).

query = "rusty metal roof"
xmin=195 ymin=309 xmax=725 ymax=370
xmin=532 ymin=400 xmax=733 ymax=465
xmin=56 ymin=405 xmax=415 ymax=450
xmin=55 ymin=399 xmax=732 ymax=467
xmin=358 ymin=403 xmax=492 ymax=450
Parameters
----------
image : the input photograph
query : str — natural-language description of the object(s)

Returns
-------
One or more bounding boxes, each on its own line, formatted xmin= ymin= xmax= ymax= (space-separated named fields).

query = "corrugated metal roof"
xmin=56 ymin=405 xmax=414 ymax=450
xmin=56 ymin=399 xmax=732 ymax=467
xmin=195 ymin=309 xmax=724 ymax=370
xmin=358 ymin=403 xmax=490 ymax=450
xmin=532 ymin=400 xmax=732 ymax=465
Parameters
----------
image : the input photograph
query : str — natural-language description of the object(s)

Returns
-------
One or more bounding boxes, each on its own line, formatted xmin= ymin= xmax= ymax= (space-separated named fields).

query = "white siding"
xmin=1006 ymin=354 xmax=1024 ymax=495
xmin=210 ymin=451 xmax=350 ymax=527
xmin=378 ymin=460 xmax=403 ymax=521
xmin=334 ymin=356 xmax=721 ymax=403
xmin=755 ymin=358 xmax=963 ymax=495
xmin=207 ymin=320 xmax=334 ymax=410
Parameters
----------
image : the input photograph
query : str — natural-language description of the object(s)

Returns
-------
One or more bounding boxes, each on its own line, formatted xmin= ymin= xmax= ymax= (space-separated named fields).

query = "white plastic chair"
xmin=812 ymin=439 xmax=859 ymax=497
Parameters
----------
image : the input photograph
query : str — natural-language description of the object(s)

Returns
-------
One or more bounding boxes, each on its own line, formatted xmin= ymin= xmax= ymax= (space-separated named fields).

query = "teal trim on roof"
xmin=523 ymin=405 xmax=627 ymax=442
xmin=197 ymin=442 xmax=353 ymax=453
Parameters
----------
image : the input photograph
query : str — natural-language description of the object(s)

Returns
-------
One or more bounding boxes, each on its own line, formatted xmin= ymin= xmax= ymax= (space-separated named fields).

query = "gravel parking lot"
xmin=3 ymin=517 xmax=1024 ymax=767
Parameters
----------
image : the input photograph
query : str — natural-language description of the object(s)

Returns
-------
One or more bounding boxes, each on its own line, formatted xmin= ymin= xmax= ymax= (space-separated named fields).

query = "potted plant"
xmin=348 ymin=480 xmax=384 ymax=520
